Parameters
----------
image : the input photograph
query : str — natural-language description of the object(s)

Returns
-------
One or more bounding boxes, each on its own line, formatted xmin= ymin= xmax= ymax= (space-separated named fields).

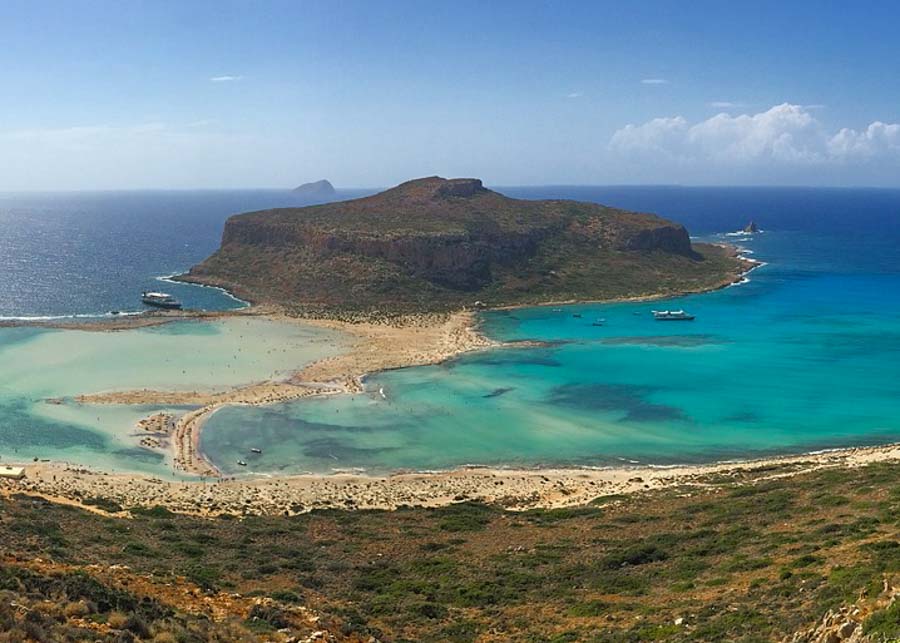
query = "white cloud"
xmin=610 ymin=103 xmax=900 ymax=168
xmin=210 ymin=75 xmax=243 ymax=82
xmin=708 ymin=101 xmax=742 ymax=109
xmin=828 ymin=121 xmax=900 ymax=160
xmin=566 ymin=92 xmax=583 ymax=99
xmin=641 ymin=78 xmax=668 ymax=85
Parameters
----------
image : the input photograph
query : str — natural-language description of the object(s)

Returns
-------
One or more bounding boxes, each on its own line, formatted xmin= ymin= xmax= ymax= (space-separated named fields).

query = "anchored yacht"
xmin=141 ymin=291 xmax=182 ymax=310
xmin=652 ymin=310 xmax=695 ymax=321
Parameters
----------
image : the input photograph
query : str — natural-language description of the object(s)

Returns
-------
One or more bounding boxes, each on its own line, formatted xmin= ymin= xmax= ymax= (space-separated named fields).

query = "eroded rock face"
xmin=187 ymin=176 xmax=729 ymax=312
xmin=434 ymin=178 xmax=486 ymax=198
xmin=622 ymin=225 xmax=697 ymax=257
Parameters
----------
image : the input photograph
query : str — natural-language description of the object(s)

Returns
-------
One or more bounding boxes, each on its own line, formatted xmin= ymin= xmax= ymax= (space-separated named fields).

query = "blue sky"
xmin=1 ymin=0 xmax=899 ymax=189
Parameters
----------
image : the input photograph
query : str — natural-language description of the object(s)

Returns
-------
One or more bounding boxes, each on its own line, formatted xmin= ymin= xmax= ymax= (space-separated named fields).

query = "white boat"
xmin=652 ymin=309 xmax=695 ymax=321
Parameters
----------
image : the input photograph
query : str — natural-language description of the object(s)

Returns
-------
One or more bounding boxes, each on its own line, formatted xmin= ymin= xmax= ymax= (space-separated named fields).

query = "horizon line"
xmin=4 ymin=182 xmax=900 ymax=194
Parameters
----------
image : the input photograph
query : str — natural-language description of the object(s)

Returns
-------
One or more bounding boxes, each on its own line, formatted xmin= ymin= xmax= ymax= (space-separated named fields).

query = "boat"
xmin=591 ymin=318 xmax=605 ymax=326
xmin=573 ymin=313 xmax=583 ymax=318
xmin=141 ymin=291 xmax=182 ymax=310
xmin=237 ymin=460 xmax=247 ymax=467
xmin=250 ymin=448 xmax=262 ymax=454
xmin=652 ymin=310 xmax=695 ymax=321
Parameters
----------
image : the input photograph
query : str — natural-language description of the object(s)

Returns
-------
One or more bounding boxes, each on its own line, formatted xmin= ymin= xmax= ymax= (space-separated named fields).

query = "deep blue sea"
xmin=0 ymin=189 xmax=370 ymax=318
xmin=2 ymin=185 xmax=900 ymax=474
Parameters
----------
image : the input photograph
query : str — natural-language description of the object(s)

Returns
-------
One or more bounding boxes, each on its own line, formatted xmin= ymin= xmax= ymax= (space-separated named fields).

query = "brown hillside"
xmin=182 ymin=177 xmax=745 ymax=314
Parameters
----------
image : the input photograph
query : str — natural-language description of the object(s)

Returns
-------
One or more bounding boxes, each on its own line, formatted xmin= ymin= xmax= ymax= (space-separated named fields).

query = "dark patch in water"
xmin=547 ymin=383 xmax=688 ymax=423
xmin=467 ymin=351 xmax=562 ymax=369
xmin=113 ymin=447 xmax=165 ymax=463
xmin=258 ymin=412 xmax=377 ymax=434
xmin=601 ymin=334 xmax=721 ymax=348
xmin=0 ymin=398 xmax=107 ymax=450
xmin=302 ymin=437 xmax=397 ymax=461
xmin=723 ymin=410 xmax=760 ymax=423
xmin=483 ymin=387 xmax=514 ymax=399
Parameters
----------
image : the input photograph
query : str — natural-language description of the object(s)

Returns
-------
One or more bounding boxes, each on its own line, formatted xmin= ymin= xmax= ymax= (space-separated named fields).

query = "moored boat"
xmin=141 ymin=291 xmax=182 ymax=310
xmin=652 ymin=309 xmax=695 ymax=321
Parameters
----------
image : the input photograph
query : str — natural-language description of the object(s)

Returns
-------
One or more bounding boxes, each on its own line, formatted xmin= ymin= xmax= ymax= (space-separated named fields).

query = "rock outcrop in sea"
xmin=292 ymin=179 xmax=335 ymax=199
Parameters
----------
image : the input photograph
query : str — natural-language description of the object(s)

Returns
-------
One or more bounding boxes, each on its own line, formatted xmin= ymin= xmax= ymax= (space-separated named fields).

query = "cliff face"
xmin=185 ymin=177 xmax=741 ymax=313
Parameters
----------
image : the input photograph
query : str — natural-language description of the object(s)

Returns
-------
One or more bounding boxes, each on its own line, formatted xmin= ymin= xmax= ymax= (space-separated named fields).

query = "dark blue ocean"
xmin=0 ymin=189 xmax=370 ymax=318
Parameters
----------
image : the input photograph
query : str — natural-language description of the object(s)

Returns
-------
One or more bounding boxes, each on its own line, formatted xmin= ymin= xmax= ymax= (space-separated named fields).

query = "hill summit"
xmin=184 ymin=176 xmax=746 ymax=314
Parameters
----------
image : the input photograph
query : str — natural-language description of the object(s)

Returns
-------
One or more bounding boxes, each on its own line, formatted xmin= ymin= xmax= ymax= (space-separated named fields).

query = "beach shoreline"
xmin=3 ymin=441 xmax=900 ymax=517
xmin=5 ymin=241 xmax=762 ymax=485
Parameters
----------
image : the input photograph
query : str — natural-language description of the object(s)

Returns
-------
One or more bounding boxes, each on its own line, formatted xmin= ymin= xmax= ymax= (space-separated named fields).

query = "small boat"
xmin=652 ymin=310 xmax=695 ymax=321
xmin=591 ymin=319 xmax=605 ymax=327
xmin=141 ymin=291 xmax=182 ymax=310
xmin=250 ymin=448 xmax=262 ymax=454
xmin=236 ymin=460 xmax=247 ymax=467
xmin=573 ymin=313 xmax=583 ymax=318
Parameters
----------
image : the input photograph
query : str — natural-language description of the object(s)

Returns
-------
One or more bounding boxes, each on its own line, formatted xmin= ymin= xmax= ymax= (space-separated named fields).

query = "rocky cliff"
xmin=183 ymin=176 xmax=745 ymax=314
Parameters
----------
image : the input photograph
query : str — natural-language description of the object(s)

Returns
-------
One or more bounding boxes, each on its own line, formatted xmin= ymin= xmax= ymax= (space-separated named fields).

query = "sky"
xmin=1 ymin=0 xmax=900 ymax=189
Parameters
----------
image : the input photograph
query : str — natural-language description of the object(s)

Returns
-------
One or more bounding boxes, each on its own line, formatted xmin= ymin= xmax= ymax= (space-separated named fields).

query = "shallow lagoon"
xmin=201 ymin=230 xmax=900 ymax=475
xmin=0 ymin=318 xmax=346 ymax=474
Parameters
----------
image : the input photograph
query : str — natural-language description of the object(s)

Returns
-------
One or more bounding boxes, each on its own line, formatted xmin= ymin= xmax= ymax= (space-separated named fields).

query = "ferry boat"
xmin=141 ymin=291 xmax=182 ymax=310
xmin=652 ymin=310 xmax=695 ymax=321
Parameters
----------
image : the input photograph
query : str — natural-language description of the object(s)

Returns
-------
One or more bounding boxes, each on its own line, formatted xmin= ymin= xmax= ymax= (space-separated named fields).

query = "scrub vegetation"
xmin=4 ymin=462 xmax=900 ymax=640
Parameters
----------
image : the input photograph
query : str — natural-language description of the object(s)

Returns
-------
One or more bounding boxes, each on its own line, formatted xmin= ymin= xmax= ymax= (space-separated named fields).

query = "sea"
xmin=1 ymin=186 xmax=899 ymax=475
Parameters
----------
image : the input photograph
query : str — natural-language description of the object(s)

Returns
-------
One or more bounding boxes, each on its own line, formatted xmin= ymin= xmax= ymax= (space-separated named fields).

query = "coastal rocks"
xmin=784 ymin=607 xmax=863 ymax=643
xmin=743 ymin=220 xmax=760 ymax=233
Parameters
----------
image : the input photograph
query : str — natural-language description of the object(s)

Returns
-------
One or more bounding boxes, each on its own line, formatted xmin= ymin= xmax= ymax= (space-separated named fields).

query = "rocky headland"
xmin=180 ymin=176 xmax=749 ymax=315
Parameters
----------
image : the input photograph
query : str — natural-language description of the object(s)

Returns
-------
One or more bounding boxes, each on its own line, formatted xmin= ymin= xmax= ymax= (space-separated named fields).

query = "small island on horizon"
xmin=291 ymin=178 xmax=336 ymax=199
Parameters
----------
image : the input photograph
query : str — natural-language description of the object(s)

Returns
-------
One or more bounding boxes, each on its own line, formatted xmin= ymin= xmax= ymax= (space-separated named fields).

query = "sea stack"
xmin=743 ymin=220 xmax=760 ymax=233
xmin=292 ymin=179 xmax=336 ymax=199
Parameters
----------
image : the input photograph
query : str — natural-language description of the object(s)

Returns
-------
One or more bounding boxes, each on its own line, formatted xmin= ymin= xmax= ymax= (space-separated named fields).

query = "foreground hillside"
xmin=183 ymin=177 xmax=746 ymax=314
xmin=4 ymin=462 xmax=900 ymax=641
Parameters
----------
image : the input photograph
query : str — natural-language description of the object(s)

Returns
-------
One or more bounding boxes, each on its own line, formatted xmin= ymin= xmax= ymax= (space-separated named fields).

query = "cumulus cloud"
xmin=210 ymin=75 xmax=243 ymax=82
xmin=609 ymin=103 xmax=900 ymax=168
xmin=641 ymin=78 xmax=668 ymax=85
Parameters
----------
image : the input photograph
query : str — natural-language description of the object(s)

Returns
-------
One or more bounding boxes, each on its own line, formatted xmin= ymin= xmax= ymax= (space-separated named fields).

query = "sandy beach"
xmin=2 ymin=245 xmax=772 ymax=506
xmin=4 ymin=442 xmax=900 ymax=517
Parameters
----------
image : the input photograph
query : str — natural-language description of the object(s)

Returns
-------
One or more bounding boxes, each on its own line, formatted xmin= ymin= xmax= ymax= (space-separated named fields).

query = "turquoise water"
xmin=0 ymin=318 xmax=346 ymax=474
xmin=201 ymin=228 xmax=900 ymax=475
xmin=3 ymin=186 xmax=900 ymax=475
